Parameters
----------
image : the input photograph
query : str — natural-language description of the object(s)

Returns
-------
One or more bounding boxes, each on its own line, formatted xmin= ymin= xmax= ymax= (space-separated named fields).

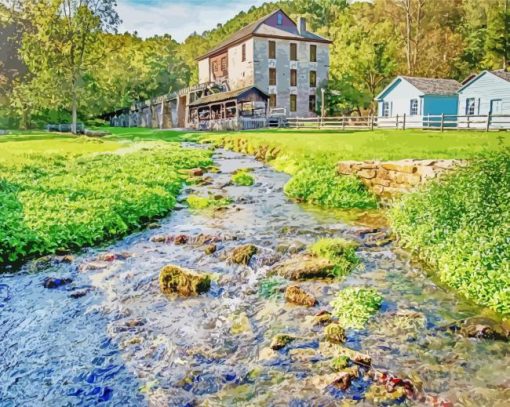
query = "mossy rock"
xmin=228 ymin=244 xmax=257 ymax=265
xmin=364 ymin=384 xmax=406 ymax=405
xmin=270 ymin=255 xmax=335 ymax=280
xmin=284 ymin=285 xmax=317 ymax=306
xmin=159 ymin=265 xmax=211 ymax=296
xmin=324 ymin=323 xmax=346 ymax=344
xmin=330 ymin=355 xmax=350 ymax=370
xmin=270 ymin=333 xmax=296 ymax=350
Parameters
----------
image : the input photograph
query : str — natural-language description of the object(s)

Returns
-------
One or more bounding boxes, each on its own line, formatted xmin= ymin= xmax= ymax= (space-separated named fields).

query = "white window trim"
xmin=410 ymin=99 xmax=419 ymax=116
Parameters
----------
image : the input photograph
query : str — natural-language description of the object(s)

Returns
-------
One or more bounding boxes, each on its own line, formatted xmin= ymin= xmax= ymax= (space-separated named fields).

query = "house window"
xmin=309 ymin=95 xmax=316 ymax=112
xmin=382 ymin=101 xmax=391 ymax=117
xmin=290 ymin=94 xmax=297 ymax=112
xmin=269 ymin=40 xmax=276 ymax=59
xmin=465 ymin=98 xmax=475 ymax=115
xmin=213 ymin=61 xmax=218 ymax=72
xmin=269 ymin=94 xmax=277 ymax=109
xmin=269 ymin=68 xmax=276 ymax=86
xmin=242 ymin=44 xmax=246 ymax=62
xmin=277 ymin=13 xmax=283 ymax=25
xmin=220 ymin=57 xmax=227 ymax=71
xmin=310 ymin=44 xmax=317 ymax=62
xmin=410 ymin=99 xmax=419 ymax=116
xmin=490 ymin=99 xmax=502 ymax=114
xmin=290 ymin=69 xmax=297 ymax=86
xmin=290 ymin=43 xmax=297 ymax=61
xmin=309 ymin=70 xmax=317 ymax=87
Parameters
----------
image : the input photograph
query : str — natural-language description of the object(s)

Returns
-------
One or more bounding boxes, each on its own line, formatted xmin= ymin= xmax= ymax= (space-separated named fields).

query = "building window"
xmin=269 ymin=68 xmax=276 ymax=86
xmin=269 ymin=94 xmax=277 ymax=109
xmin=490 ymin=99 xmax=502 ymax=114
xmin=269 ymin=40 xmax=276 ymax=59
xmin=290 ymin=94 xmax=297 ymax=112
xmin=465 ymin=98 xmax=475 ymax=115
xmin=213 ymin=61 xmax=218 ymax=71
xmin=310 ymin=44 xmax=317 ymax=62
xmin=277 ymin=13 xmax=283 ymax=25
xmin=309 ymin=70 xmax=316 ymax=87
xmin=290 ymin=43 xmax=297 ymax=61
xmin=382 ymin=101 xmax=391 ymax=117
xmin=309 ymin=95 xmax=316 ymax=112
xmin=290 ymin=69 xmax=297 ymax=86
xmin=220 ymin=57 xmax=227 ymax=71
xmin=410 ymin=99 xmax=418 ymax=116
xmin=241 ymin=44 xmax=246 ymax=62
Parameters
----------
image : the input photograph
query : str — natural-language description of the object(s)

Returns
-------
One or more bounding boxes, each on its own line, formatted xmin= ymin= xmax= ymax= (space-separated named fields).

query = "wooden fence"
xmin=287 ymin=114 xmax=510 ymax=132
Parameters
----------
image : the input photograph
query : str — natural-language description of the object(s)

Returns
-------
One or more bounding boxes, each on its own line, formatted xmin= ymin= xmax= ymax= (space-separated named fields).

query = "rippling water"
xmin=1 ymin=147 xmax=509 ymax=406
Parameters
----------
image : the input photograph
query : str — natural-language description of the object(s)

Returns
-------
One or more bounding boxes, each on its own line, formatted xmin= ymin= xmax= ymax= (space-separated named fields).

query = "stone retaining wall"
xmin=337 ymin=159 xmax=463 ymax=197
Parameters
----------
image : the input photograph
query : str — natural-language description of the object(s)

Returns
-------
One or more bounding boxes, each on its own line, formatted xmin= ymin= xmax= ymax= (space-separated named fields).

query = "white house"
xmin=457 ymin=70 xmax=510 ymax=128
xmin=375 ymin=76 xmax=460 ymax=127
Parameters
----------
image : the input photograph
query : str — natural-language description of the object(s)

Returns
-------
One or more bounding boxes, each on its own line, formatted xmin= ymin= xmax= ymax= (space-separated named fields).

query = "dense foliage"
xmin=390 ymin=151 xmax=510 ymax=315
xmin=0 ymin=139 xmax=211 ymax=265
xmin=330 ymin=287 xmax=383 ymax=329
xmin=232 ymin=171 xmax=255 ymax=187
xmin=1 ymin=0 xmax=509 ymax=126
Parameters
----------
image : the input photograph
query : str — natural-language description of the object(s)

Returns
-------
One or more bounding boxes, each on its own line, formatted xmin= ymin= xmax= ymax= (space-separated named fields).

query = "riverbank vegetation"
xmin=0 ymin=134 xmax=211 ymax=266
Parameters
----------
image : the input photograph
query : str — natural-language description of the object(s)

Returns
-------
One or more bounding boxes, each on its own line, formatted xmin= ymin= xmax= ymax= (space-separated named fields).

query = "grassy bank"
xmin=0 ymin=133 xmax=211 ymax=266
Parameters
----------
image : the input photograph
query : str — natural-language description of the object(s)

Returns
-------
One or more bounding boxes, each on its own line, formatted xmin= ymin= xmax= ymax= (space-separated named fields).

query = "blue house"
xmin=375 ymin=76 xmax=460 ymax=127
xmin=457 ymin=70 xmax=510 ymax=128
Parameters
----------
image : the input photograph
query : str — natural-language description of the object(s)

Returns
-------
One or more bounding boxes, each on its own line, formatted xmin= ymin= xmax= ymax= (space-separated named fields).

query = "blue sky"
xmin=117 ymin=0 xmax=270 ymax=41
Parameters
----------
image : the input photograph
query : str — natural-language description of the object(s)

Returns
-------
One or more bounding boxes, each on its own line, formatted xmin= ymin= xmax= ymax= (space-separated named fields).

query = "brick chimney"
xmin=297 ymin=17 xmax=306 ymax=35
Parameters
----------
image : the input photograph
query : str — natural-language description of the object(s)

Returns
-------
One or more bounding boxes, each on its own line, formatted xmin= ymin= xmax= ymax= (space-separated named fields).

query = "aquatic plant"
xmin=309 ymin=238 xmax=360 ymax=278
xmin=330 ymin=287 xmax=383 ymax=329
xmin=0 ymin=142 xmax=212 ymax=265
xmin=330 ymin=355 xmax=350 ymax=370
xmin=258 ymin=276 xmax=286 ymax=300
xmin=232 ymin=169 xmax=255 ymax=186
xmin=186 ymin=195 xmax=231 ymax=209
xmin=390 ymin=151 xmax=510 ymax=316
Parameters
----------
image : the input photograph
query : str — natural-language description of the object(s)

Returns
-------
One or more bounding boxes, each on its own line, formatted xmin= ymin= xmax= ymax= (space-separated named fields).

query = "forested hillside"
xmin=1 ymin=0 xmax=508 ymax=127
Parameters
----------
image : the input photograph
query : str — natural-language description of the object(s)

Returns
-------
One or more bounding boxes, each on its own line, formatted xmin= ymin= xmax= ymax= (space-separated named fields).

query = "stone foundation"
xmin=337 ymin=159 xmax=463 ymax=197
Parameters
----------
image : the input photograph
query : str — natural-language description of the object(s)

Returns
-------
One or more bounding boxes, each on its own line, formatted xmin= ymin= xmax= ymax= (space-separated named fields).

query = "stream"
xmin=1 ymin=147 xmax=509 ymax=406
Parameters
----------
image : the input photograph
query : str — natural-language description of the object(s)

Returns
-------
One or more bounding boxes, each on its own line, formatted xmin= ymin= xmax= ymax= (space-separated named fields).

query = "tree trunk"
xmin=71 ymin=87 xmax=78 ymax=134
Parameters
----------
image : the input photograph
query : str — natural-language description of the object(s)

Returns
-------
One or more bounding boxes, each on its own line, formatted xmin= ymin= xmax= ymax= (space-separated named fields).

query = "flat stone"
xmin=357 ymin=169 xmax=377 ymax=179
xmin=271 ymin=255 xmax=335 ymax=280
xmin=381 ymin=162 xmax=417 ymax=174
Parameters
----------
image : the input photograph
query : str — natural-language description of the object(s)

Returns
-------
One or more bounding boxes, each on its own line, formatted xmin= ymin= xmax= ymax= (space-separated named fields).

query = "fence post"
xmin=467 ymin=115 xmax=470 ymax=129
xmin=370 ymin=115 xmax=374 ymax=131
xmin=440 ymin=113 xmax=445 ymax=132
xmin=342 ymin=116 xmax=345 ymax=131
xmin=396 ymin=114 xmax=399 ymax=129
xmin=486 ymin=113 xmax=491 ymax=132
xmin=403 ymin=113 xmax=406 ymax=130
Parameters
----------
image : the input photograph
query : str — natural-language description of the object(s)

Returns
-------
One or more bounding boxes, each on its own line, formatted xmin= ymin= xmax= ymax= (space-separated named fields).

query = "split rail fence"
xmin=287 ymin=114 xmax=510 ymax=132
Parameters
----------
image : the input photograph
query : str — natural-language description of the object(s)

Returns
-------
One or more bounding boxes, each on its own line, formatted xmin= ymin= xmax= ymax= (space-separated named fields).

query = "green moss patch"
xmin=159 ymin=265 xmax=211 ymax=296
xmin=309 ymin=238 xmax=360 ymax=278
xmin=232 ymin=170 xmax=255 ymax=186
xmin=186 ymin=195 xmax=231 ymax=209
xmin=330 ymin=287 xmax=383 ymax=329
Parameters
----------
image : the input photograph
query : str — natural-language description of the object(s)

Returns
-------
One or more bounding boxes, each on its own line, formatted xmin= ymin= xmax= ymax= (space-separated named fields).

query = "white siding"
xmin=198 ymin=59 xmax=210 ymax=84
xmin=377 ymin=79 xmax=424 ymax=118
xmin=227 ymin=38 xmax=255 ymax=90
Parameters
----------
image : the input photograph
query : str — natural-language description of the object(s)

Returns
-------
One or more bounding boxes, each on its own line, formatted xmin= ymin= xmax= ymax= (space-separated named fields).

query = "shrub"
xmin=186 ymin=195 xmax=231 ymax=209
xmin=232 ymin=171 xmax=255 ymax=186
xmin=390 ymin=151 xmax=510 ymax=315
xmin=330 ymin=287 xmax=383 ymax=329
xmin=284 ymin=164 xmax=378 ymax=209
xmin=0 ymin=143 xmax=212 ymax=265
xmin=309 ymin=238 xmax=360 ymax=278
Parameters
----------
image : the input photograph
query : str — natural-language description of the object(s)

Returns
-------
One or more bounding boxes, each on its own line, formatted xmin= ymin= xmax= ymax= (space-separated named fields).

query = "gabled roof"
xmin=188 ymin=86 xmax=268 ymax=107
xmin=457 ymin=70 xmax=510 ymax=92
xmin=197 ymin=9 xmax=331 ymax=60
xmin=376 ymin=76 xmax=461 ymax=100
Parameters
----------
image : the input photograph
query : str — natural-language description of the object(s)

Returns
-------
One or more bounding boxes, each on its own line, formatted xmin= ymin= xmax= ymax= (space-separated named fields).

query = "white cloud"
xmin=116 ymin=0 xmax=270 ymax=42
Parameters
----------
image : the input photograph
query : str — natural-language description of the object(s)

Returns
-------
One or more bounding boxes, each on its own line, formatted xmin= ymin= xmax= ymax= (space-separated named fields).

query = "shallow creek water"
xmin=1 ymin=148 xmax=509 ymax=407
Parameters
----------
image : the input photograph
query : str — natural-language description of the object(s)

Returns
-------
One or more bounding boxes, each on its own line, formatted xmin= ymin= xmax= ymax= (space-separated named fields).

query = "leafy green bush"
xmin=309 ymin=238 xmax=360 ymax=277
xmin=390 ymin=151 xmax=510 ymax=315
xmin=330 ymin=287 xmax=383 ymax=329
xmin=232 ymin=171 xmax=255 ymax=186
xmin=0 ymin=143 xmax=212 ymax=265
xmin=284 ymin=165 xmax=378 ymax=209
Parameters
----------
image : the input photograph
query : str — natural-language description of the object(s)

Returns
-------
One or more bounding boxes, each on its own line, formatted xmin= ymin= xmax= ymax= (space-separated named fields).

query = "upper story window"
xmin=310 ymin=45 xmax=317 ymax=62
xmin=213 ymin=61 xmax=218 ymax=72
xmin=382 ymin=101 xmax=391 ymax=117
xmin=221 ymin=57 xmax=227 ymax=71
xmin=277 ymin=13 xmax=283 ymax=25
xmin=269 ymin=68 xmax=277 ymax=86
xmin=290 ymin=43 xmax=297 ymax=61
xmin=290 ymin=69 xmax=297 ymax=86
xmin=269 ymin=40 xmax=276 ymax=59
xmin=410 ymin=99 xmax=418 ymax=116
xmin=465 ymin=98 xmax=475 ymax=115
xmin=242 ymin=44 xmax=246 ymax=62
xmin=309 ymin=70 xmax=317 ymax=87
